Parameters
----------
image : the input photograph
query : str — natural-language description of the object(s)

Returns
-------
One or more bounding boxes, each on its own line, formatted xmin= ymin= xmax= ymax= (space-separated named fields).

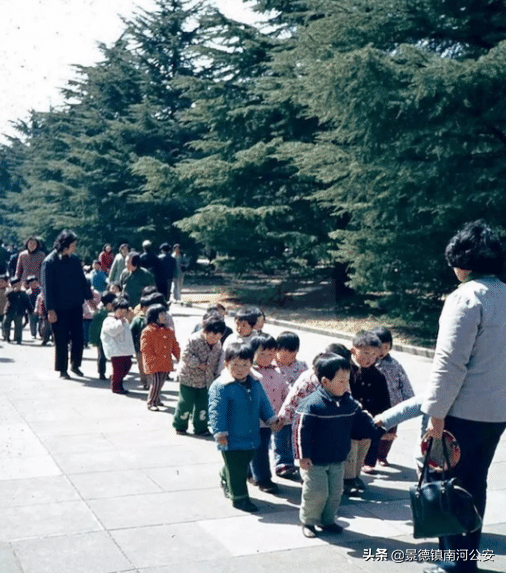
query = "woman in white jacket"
xmin=422 ymin=221 xmax=506 ymax=573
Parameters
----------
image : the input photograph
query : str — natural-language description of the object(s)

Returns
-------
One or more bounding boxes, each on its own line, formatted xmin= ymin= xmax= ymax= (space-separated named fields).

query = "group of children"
xmin=207 ymin=318 xmax=414 ymax=538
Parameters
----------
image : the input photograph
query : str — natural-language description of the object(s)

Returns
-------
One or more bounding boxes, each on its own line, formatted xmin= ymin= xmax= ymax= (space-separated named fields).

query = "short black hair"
xmin=251 ymin=307 xmax=265 ymax=320
xmin=26 ymin=275 xmax=38 ymax=284
xmin=53 ymin=230 xmax=78 ymax=253
xmin=206 ymin=303 xmax=226 ymax=314
xmin=224 ymin=342 xmax=254 ymax=363
xmin=203 ymin=315 xmax=226 ymax=334
xmin=0 ymin=274 xmax=8 ymax=281
xmin=352 ymin=330 xmax=381 ymax=349
xmin=141 ymin=285 xmax=158 ymax=297
xmin=445 ymin=220 xmax=504 ymax=275
xmin=370 ymin=326 xmax=393 ymax=346
xmin=101 ymin=292 xmax=117 ymax=306
xmin=324 ymin=343 xmax=351 ymax=361
xmin=250 ymin=333 xmax=277 ymax=352
xmin=128 ymin=252 xmax=141 ymax=268
xmin=235 ymin=307 xmax=258 ymax=327
xmin=276 ymin=331 xmax=300 ymax=352
xmin=160 ymin=243 xmax=171 ymax=253
xmin=113 ymin=298 xmax=130 ymax=310
xmin=9 ymin=276 xmax=21 ymax=285
xmin=314 ymin=354 xmax=351 ymax=382
xmin=146 ymin=304 xmax=166 ymax=324
xmin=144 ymin=292 xmax=167 ymax=308
xmin=92 ymin=260 xmax=100 ymax=266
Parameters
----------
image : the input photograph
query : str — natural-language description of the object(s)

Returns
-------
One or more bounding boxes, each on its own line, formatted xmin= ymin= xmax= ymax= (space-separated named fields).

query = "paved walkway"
xmin=0 ymin=305 xmax=504 ymax=573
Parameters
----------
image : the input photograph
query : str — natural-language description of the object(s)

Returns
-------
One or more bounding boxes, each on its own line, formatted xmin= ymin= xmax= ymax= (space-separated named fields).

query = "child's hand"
xmin=373 ymin=415 xmax=383 ymax=427
xmin=216 ymin=435 xmax=228 ymax=447
xmin=269 ymin=418 xmax=284 ymax=432
xmin=198 ymin=363 xmax=208 ymax=371
xmin=299 ymin=458 xmax=312 ymax=470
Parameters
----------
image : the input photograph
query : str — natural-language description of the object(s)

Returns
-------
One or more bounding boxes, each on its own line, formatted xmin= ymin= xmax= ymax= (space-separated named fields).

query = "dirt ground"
xmin=181 ymin=274 xmax=437 ymax=348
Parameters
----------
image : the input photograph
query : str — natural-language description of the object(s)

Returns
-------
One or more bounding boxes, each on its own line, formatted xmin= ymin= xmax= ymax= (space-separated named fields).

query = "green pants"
xmin=172 ymin=385 xmax=209 ymax=434
xmin=220 ymin=450 xmax=255 ymax=502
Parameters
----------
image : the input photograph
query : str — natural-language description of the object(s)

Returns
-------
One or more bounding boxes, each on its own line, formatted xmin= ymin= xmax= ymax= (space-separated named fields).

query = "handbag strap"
xmin=418 ymin=434 xmax=451 ymax=489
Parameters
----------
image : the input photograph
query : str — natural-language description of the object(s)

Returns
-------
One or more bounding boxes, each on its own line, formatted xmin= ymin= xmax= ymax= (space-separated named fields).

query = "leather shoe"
xmin=320 ymin=523 xmax=343 ymax=534
xmin=70 ymin=367 xmax=84 ymax=377
xmin=59 ymin=371 xmax=71 ymax=380
xmin=233 ymin=498 xmax=258 ymax=513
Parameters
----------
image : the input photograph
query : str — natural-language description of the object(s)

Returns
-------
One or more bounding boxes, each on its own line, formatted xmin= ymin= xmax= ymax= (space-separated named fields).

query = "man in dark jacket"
xmin=157 ymin=243 xmax=176 ymax=300
xmin=41 ymin=230 xmax=93 ymax=379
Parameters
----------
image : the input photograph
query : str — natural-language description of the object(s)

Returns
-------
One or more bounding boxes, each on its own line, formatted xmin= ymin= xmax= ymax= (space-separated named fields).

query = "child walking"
xmin=173 ymin=314 xmax=225 ymax=434
xmin=141 ymin=304 xmax=180 ymax=411
xmin=371 ymin=326 xmax=414 ymax=465
xmin=294 ymin=354 xmax=384 ymax=538
xmin=3 ymin=277 xmax=32 ymax=344
xmin=208 ymin=343 xmax=281 ymax=513
xmin=248 ymin=334 xmax=289 ymax=493
xmin=100 ymin=298 xmax=135 ymax=394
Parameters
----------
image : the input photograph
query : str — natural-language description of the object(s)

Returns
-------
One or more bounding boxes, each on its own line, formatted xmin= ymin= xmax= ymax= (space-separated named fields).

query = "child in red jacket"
xmin=141 ymin=304 xmax=180 ymax=411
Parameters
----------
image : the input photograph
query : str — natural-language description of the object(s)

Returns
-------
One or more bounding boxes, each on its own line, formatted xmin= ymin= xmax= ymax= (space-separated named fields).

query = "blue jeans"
xmin=273 ymin=423 xmax=295 ymax=472
xmin=249 ymin=427 xmax=272 ymax=484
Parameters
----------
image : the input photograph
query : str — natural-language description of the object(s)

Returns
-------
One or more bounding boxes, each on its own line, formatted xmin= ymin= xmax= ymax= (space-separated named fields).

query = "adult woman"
xmin=108 ymin=243 xmax=129 ymax=285
xmin=15 ymin=237 xmax=45 ymax=286
xmin=98 ymin=243 xmax=114 ymax=274
xmin=422 ymin=221 xmax=506 ymax=573
xmin=41 ymin=230 xmax=92 ymax=379
xmin=172 ymin=244 xmax=188 ymax=301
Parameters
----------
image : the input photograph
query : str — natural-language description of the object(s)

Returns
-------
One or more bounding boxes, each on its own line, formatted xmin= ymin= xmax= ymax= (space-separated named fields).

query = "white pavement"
xmin=0 ymin=304 xmax=504 ymax=573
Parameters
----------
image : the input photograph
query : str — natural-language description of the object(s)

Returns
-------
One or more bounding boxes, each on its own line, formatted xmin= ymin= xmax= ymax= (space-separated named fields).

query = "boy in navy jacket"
xmin=293 ymin=354 xmax=384 ymax=538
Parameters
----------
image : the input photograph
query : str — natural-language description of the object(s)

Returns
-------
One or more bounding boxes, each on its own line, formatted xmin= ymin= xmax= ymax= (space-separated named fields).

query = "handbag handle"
xmin=418 ymin=433 xmax=453 ymax=489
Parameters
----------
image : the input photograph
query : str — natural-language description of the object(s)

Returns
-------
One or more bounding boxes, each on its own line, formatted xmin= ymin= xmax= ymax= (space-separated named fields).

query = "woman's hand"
xmin=425 ymin=417 xmax=445 ymax=440
xmin=299 ymin=458 xmax=312 ymax=470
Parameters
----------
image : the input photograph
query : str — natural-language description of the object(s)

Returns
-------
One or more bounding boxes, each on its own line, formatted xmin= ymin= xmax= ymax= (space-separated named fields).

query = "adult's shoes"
xmin=59 ymin=371 xmax=71 ymax=380
xmin=232 ymin=498 xmax=258 ymax=513
xmin=70 ymin=367 xmax=84 ymax=377
xmin=320 ymin=523 xmax=343 ymax=534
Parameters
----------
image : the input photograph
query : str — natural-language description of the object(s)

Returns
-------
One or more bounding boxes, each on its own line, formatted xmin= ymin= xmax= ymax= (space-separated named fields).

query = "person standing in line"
xmin=98 ymin=243 xmax=114 ymax=274
xmin=15 ymin=237 xmax=45 ymax=287
xmin=422 ymin=220 xmax=506 ymax=573
xmin=2 ymin=276 xmax=32 ymax=344
xmin=108 ymin=243 xmax=129 ymax=285
xmin=172 ymin=244 xmax=188 ymax=301
xmin=41 ymin=230 xmax=93 ymax=379
xmin=158 ymin=243 xmax=176 ymax=300
xmin=119 ymin=252 xmax=155 ymax=308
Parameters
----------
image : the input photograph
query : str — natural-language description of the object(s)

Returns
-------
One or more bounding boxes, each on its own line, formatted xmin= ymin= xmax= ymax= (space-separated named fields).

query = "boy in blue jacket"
xmin=293 ymin=354 xmax=384 ymax=538
xmin=208 ymin=342 xmax=282 ymax=513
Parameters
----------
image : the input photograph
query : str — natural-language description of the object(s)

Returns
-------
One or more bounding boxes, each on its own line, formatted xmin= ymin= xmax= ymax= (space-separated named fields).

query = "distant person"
xmin=0 ymin=242 xmax=8 ymax=274
xmin=89 ymin=260 xmax=108 ymax=293
xmin=119 ymin=252 xmax=155 ymax=307
xmin=8 ymin=245 xmax=19 ymax=278
xmin=15 ymin=237 xmax=45 ymax=286
xmin=108 ymin=243 xmax=129 ymax=284
xmin=0 ymin=274 xmax=8 ymax=325
xmin=140 ymin=240 xmax=163 ymax=287
xmin=2 ymin=276 xmax=32 ymax=344
xmin=172 ymin=244 xmax=188 ymax=301
xmin=41 ymin=230 xmax=93 ymax=379
xmin=89 ymin=292 xmax=117 ymax=380
xmin=98 ymin=243 xmax=114 ymax=274
xmin=157 ymin=243 xmax=176 ymax=300
xmin=26 ymin=275 xmax=41 ymax=339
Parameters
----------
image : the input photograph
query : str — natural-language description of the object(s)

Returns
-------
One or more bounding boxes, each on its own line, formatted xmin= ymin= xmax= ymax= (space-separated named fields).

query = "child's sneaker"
xmin=258 ymin=480 xmax=279 ymax=493
xmin=233 ymin=498 xmax=258 ymax=512
xmin=302 ymin=524 xmax=317 ymax=538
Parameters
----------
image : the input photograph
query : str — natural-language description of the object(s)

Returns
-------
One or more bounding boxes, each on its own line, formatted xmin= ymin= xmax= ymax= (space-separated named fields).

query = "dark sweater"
xmin=5 ymin=290 xmax=33 ymax=317
xmin=41 ymin=250 xmax=92 ymax=312
xmin=293 ymin=386 xmax=384 ymax=465
xmin=349 ymin=363 xmax=391 ymax=417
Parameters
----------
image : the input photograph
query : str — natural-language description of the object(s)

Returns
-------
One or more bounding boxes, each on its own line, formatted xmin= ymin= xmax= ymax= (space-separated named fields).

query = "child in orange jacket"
xmin=141 ymin=304 xmax=180 ymax=411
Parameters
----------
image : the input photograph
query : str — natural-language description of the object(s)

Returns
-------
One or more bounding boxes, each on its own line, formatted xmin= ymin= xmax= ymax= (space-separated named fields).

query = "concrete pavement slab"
xmin=69 ymin=469 xmax=163 ymax=499
xmin=12 ymin=531 xmax=135 ymax=573
xmin=0 ymin=542 xmax=23 ymax=573
xmin=0 ymin=475 xmax=80 ymax=507
xmin=0 ymin=453 xmax=62 ymax=481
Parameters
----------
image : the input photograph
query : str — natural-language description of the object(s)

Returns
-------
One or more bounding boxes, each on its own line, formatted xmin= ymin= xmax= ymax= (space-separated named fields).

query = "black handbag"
xmin=409 ymin=436 xmax=482 ymax=539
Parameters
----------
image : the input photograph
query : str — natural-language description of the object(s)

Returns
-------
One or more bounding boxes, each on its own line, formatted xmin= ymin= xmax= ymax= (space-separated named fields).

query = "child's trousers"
xmin=249 ymin=427 xmax=272 ymax=483
xmin=300 ymin=461 xmax=345 ymax=526
xmin=173 ymin=385 xmax=209 ymax=433
xmin=110 ymin=356 xmax=132 ymax=393
xmin=3 ymin=314 xmax=23 ymax=342
xmin=273 ymin=423 xmax=296 ymax=474
xmin=344 ymin=439 xmax=371 ymax=479
xmin=221 ymin=450 xmax=255 ymax=502
xmin=147 ymin=371 xmax=169 ymax=408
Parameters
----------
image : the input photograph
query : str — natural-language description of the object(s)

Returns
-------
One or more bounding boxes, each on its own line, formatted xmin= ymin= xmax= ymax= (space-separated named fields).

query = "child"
xmin=2 ymin=277 xmax=32 ymax=344
xmin=26 ymin=276 xmax=41 ymax=339
xmin=294 ymin=354 xmax=384 ymax=538
xmin=348 ymin=331 xmax=390 ymax=475
xmin=273 ymin=331 xmax=309 ymax=479
xmin=251 ymin=307 xmax=266 ymax=334
xmin=35 ymin=290 xmax=52 ymax=345
xmin=222 ymin=306 xmax=258 ymax=350
xmin=100 ymin=298 xmax=136 ymax=394
xmin=90 ymin=260 xmax=108 ymax=293
xmin=141 ymin=303 xmax=180 ymax=411
xmin=248 ymin=334 xmax=289 ymax=493
xmin=173 ymin=314 xmax=226 ymax=434
xmin=130 ymin=296 xmax=151 ymax=389
xmin=208 ymin=343 xmax=281 ymax=513
xmin=82 ymin=281 xmax=100 ymax=348
xmin=89 ymin=292 xmax=117 ymax=380
xmin=192 ymin=304 xmax=233 ymax=344
xmin=108 ymin=282 xmax=121 ymax=296
xmin=371 ymin=326 xmax=414 ymax=466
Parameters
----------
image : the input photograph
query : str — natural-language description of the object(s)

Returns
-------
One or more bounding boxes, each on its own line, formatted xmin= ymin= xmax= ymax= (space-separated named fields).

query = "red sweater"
xmin=141 ymin=323 xmax=180 ymax=374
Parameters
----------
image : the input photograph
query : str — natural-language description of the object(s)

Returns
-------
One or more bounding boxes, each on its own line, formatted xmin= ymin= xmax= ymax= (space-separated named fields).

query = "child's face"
xmin=157 ymin=311 xmax=168 ymax=325
xmin=204 ymin=330 xmax=221 ymax=346
xmin=377 ymin=342 xmax=392 ymax=360
xmin=93 ymin=262 xmax=101 ymax=271
xmin=110 ymin=285 xmax=120 ymax=294
xmin=114 ymin=308 xmax=128 ymax=319
xmin=235 ymin=319 xmax=253 ymax=337
xmin=351 ymin=345 xmax=379 ymax=368
xmin=0 ymin=279 xmax=7 ymax=289
xmin=276 ymin=348 xmax=297 ymax=366
xmin=322 ymin=368 xmax=350 ymax=397
xmin=11 ymin=282 xmax=22 ymax=291
xmin=254 ymin=316 xmax=264 ymax=331
xmin=105 ymin=302 xmax=115 ymax=312
xmin=29 ymin=280 xmax=39 ymax=290
xmin=254 ymin=347 xmax=276 ymax=367
xmin=226 ymin=357 xmax=253 ymax=380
